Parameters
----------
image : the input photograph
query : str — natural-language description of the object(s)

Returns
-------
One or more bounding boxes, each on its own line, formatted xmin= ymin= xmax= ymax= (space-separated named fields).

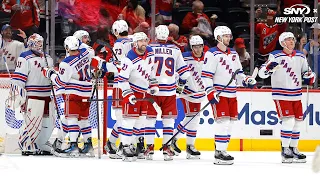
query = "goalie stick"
xmin=159 ymin=69 xmax=241 ymax=151
xmin=93 ymin=71 xmax=102 ymax=159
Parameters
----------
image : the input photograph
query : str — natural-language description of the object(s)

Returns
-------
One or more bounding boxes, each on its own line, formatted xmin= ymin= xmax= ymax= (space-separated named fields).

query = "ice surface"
xmin=0 ymin=151 xmax=318 ymax=180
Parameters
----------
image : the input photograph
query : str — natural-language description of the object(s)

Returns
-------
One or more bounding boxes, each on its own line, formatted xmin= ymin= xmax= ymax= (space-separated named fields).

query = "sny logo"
xmin=283 ymin=4 xmax=316 ymax=15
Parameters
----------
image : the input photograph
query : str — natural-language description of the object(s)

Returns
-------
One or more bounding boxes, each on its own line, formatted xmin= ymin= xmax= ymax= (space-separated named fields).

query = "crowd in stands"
xmin=0 ymin=0 xmax=319 ymax=87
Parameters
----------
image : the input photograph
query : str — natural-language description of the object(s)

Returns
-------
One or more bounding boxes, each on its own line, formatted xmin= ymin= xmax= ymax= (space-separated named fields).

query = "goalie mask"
xmin=27 ymin=33 xmax=44 ymax=54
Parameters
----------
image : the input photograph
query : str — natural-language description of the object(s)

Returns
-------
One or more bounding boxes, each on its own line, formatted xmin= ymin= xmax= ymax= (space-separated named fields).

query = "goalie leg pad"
xmin=19 ymin=99 xmax=45 ymax=151
xmin=35 ymin=117 xmax=54 ymax=152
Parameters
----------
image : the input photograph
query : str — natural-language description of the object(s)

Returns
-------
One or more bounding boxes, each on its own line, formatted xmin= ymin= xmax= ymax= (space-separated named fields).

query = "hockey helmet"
xmin=190 ymin=35 xmax=204 ymax=46
xmin=73 ymin=30 xmax=90 ymax=42
xmin=64 ymin=36 xmax=80 ymax=51
xmin=279 ymin=32 xmax=296 ymax=47
xmin=112 ymin=20 xmax=129 ymax=36
xmin=214 ymin=26 xmax=232 ymax=41
xmin=155 ymin=25 xmax=169 ymax=41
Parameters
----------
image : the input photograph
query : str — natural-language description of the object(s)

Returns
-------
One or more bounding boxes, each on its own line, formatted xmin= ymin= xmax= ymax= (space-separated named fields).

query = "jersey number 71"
xmin=154 ymin=57 xmax=174 ymax=76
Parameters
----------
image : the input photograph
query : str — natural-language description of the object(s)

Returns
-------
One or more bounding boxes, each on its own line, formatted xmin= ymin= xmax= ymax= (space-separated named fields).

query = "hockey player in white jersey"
xmin=171 ymin=35 xmax=206 ymax=159
xmin=144 ymin=25 xmax=190 ymax=161
xmin=118 ymin=32 xmax=157 ymax=161
xmin=105 ymin=20 xmax=134 ymax=158
xmin=201 ymin=26 xmax=256 ymax=165
xmin=258 ymin=32 xmax=314 ymax=163
xmin=42 ymin=36 xmax=107 ymax=157
xmin=8 ymin=33 xmax=55 ymax=155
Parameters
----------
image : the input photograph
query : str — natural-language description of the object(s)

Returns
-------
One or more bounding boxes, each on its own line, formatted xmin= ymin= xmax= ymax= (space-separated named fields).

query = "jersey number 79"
xmin=154 ymin=57 xmax=174 ymax=76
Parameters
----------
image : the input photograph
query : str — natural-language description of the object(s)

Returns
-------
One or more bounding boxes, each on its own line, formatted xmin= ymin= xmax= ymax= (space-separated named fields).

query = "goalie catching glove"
xmin=242 ymin=76 xmax=256 ymax=89
xmin=302 ymin=71 xmax=316 ymax=85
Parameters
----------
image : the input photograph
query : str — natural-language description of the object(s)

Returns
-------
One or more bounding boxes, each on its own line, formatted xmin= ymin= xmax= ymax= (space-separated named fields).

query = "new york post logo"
xmin=275 ymin=4 xmax=318 ymax=23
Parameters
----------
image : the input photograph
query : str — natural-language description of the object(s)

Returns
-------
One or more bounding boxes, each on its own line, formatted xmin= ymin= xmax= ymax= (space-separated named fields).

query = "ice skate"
xmin=186 ymin=145 xmax=200 ymax=159
xmin=122 ymin=144 xmax=135 ymax=162
xmin=171 ymin=138 xmax=181 ymax=156
xmin=104 ymin=140 xmax=121 ymax=159
xmin=214 ymin=150 xmax=234 ymax=165
xmin=290 ymin=147 xmax=306 ymax=163
xmin=59 ymin=142 xmax=80 ymax=158
xmin=136 ymin=137 xmax=145 ymax=159
xmin=116 ymin=142 xmax=124 ymax=158
xmin=163 ymin=144 xmax=175 ymax=161
xmin=281 ymin=147 xmax=293 ymax=163
xmin=79 ymin=138 xmax=95 ymax=158
xmin=144 ymin=144 xmax=154 ymax=160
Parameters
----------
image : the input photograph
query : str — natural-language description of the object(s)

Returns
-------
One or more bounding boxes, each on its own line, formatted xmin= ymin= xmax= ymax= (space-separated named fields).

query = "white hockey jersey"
xmin=0 ymin=39 xmax=26 ymax=71
xmin=201 ymin=47 xmax=246 ymax=98
xmin=12 ymin=50 xmax=54 ymax=97
xmin=149 ymin=43 xmax=190 ymax=96
xmin=258 ymin=50 xmax=310 ymax=101
xmin=113 ymin=37 xmax=133 ymax=87
xmin=118 ymin=46 xmax=155 ymax=95
xmin=182 ymin=51 xmax=206 ymax=102
xmin=51 ymin=48 xmax=95 ymax=97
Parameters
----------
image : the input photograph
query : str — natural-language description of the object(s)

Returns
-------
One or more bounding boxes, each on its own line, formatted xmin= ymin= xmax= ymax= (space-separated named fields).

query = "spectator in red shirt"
xmin=120 ymin=0 xmax=145 ymax=29
xmin=167 ymin=23 xmax=188 ymax=52
xmin=2 ymin=0 xmax=40 ymax=36
xmin=255 ymin=8 xmax=287 ymax=67
xmin=181 ymin=0 xmax=211 ymax=34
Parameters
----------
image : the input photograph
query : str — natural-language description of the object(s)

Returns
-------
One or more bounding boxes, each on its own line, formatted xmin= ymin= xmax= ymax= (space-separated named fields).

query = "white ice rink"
xmin=0 ymin=151 xmax=318 ymax=180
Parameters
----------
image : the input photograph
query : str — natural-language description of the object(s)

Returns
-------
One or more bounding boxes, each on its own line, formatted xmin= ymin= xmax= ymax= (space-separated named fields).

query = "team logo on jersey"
xmin=134 ymin=108 xmax=137 ymax=112
xmin=232 ymin=55 xmax=236 ymax=61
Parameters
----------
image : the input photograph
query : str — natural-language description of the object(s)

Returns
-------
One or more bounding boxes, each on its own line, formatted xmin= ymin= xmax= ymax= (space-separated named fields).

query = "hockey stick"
xmin=159 ymin=69 xmax=241 ymax=151
xmin=3 ymin=57 xmax=11 ymax=78
xmin=93 ymin=72 xmax=102 ymax=159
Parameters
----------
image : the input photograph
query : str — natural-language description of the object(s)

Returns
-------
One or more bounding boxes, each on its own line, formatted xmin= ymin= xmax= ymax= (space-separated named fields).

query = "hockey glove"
xmin=302 ymin=71 xmax=316 ymax=85
xmin=265 ymin=62 xmax=279 ymax=74
xmin=148 ymin=78 xmax=159 ymax=95
xmin=207 ymin=89 xmax=219 ymax=104
xmin=41 ymin=67 xmax=55 ymax=79
xmin=243 ymin=76 xmax=257 ymax=89
xmin=176 ymin=78 xmax=187 ymax=94
xmin=122 ymin=90 xmax=137 ymax=105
